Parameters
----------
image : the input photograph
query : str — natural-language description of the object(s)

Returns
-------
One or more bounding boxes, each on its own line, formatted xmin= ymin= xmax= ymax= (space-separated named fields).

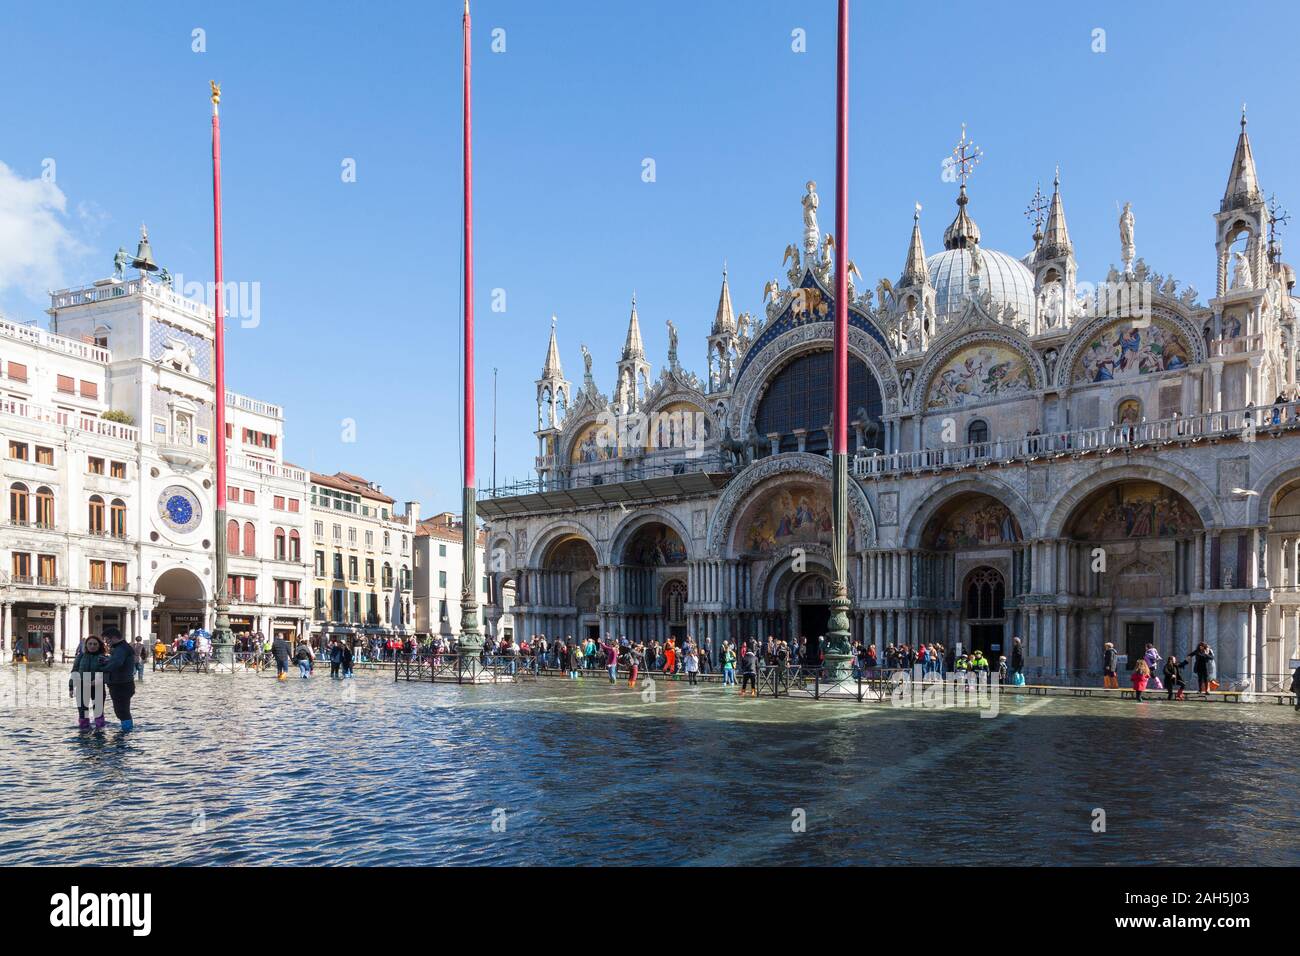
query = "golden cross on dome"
xmin=952 ymin=123 xmax=982 ymax=189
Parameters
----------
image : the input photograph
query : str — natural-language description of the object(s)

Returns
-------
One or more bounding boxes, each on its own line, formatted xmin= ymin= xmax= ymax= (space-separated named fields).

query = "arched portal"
xmin=152 ymin=566 xmax=208 ymax=643
xmin=538 ymin=535 xmax=599 ymax=641
xmin=618 ymin=522 xmax=688 ymax=641
xmin=1064 ymin=479 xmax=1203 ymax=670
xmin=962 ymin=566 xmax=1007 ymax=659
xmin=920 ymin=492 xmax=1022 ymax=660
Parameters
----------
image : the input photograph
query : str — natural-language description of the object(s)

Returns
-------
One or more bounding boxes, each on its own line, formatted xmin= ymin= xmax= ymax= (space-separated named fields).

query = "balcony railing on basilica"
xmin=480 ymin=453 xmax=733 ymax=517
xmin=855 ymin=402 xmax=1299 ymax=478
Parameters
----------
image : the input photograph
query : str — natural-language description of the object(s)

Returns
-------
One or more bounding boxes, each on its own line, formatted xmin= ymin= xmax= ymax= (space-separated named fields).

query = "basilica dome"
xmin=926 ymin=246 xmax=1037 ymax=325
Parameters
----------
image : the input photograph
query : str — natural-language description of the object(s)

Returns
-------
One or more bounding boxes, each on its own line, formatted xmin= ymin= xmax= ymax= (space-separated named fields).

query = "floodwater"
xmin=1 ymin=665 xmax=1297 ymax=866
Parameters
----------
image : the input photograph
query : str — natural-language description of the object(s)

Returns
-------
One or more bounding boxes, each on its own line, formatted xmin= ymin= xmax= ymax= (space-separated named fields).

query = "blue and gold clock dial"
xmin=157 ymin=485 xmax=202 ymax=533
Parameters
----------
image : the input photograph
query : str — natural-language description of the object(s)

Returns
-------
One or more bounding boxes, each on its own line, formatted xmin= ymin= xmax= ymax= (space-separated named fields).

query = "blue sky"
xmin=1 ymin=0 xmax=1296 ymax=511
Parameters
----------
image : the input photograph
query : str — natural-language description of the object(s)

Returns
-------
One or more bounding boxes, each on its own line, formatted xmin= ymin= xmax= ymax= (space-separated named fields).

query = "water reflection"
xmin=0 ymin=671 xmax=1296 ymax=865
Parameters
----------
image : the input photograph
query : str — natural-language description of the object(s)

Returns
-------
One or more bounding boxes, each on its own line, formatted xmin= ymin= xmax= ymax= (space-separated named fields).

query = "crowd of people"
xmin=1105 ymin=640 xmax=1220 ymax=702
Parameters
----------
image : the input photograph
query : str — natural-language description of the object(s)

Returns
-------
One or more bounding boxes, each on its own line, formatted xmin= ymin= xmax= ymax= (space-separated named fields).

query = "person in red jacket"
xmin=1130 ymin=659 xmax=1150 ymax=701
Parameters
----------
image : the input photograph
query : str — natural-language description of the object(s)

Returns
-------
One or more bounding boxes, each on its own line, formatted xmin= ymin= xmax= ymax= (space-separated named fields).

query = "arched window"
xmin=965 ymin=567 xmax=1005 ymax=620
xmin=243 ymin=521 xmax=256 ymax=557
xmin=226 ymin=518 xmax=240 ymax=554
xmin=382 ymin=563 xmax=393 ymax=589
xmin=967 ymin=419 xmax=989 ymax=447
xmin=88 ymin=494 xmax=105 ymax=534
xmin=289 ymin=529 xmax=301 ymax=562
xmin=34 ymin=486 xmax=54 ymax=528
xmin=383 ymin=531 xmax=391 ymax=549
xmin=10 ymin=483 xmax=30 ymax=525
xmin=400 ymin=565 xmax=410 ymax=590
xmin=754 ymin=349 xmax=884 ymax=455
xmin=662 ymin=580 xmax=687 ymax=626
xmin=274 ymin=527 xmax=286 ymax=560
xmin=109 ymin=498 xmax=126 ymax=537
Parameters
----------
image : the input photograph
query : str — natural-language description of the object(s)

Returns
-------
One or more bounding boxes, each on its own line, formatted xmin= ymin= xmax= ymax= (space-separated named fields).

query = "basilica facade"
xmin=479 ymin=117 xmax=1300 ymax=691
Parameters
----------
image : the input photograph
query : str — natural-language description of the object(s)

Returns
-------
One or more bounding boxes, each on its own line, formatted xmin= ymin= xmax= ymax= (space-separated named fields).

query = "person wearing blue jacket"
xmin=100 ymin=626 xmax=137 ymax=730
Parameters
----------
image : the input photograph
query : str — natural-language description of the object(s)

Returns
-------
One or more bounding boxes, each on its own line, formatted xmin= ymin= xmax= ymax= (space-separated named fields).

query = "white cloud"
xmin=0 ymin=160 xmax=87 ymax=300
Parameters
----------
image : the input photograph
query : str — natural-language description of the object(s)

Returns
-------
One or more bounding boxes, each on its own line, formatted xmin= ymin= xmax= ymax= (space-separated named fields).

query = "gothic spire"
xmin=900 ymin=203 xmax=929 ymax=287
xmin=541 ymin=315 xmax=563 ymax=378
xmin=712 ymin=264 xmax=736 ymax=333
xmin=622 ymin=293 xmax=645 ymax=360
xmin=1222 ymin=106 xmax=1263 ymax=212
xmin=1038 ymin=167 xmax=1073 ymax=261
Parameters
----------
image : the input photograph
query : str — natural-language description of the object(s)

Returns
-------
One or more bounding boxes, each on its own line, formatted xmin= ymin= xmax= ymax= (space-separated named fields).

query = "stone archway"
xmin=1062 ymin=478 xmax=1204 ymax=673
xmin=152 ymin=566 xmax=208 ymax=642
xmin=614 ymin=518 xmax=690 ymax=642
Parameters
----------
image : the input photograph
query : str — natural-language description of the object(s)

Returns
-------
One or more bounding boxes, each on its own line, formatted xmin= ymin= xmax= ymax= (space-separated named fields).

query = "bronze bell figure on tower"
xmin=130 ymin=223 xmax=160 ymax=273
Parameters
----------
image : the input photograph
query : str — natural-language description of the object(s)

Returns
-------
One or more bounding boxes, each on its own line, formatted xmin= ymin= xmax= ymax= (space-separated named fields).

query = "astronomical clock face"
xmin=157 ymin=485 xmax=202 ymax=534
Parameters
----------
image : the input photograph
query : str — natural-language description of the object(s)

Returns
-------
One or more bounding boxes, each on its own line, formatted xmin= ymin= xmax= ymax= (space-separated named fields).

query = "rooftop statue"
xmin=1120 ymin=201 xmax=1136 ymax=274
xmin=802 ymin=181 xmax=820 ymax=259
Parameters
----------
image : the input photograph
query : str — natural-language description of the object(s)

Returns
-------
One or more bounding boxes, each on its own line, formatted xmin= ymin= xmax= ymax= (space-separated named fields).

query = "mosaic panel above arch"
xmin=623 ymin=523 xmax=689 ymax=566
xmin=733 ymin=480 xmax=855 ymax=558
xmin=923 ymin=495 xmax=1022 ymax=550
xmin=925 ymin=343 xmax=1034 ymax=411
xmin=1066 ymin=481 xmax=1202 ymax=540
xmin=1070 ymin=317 xmax=1193 ymax=385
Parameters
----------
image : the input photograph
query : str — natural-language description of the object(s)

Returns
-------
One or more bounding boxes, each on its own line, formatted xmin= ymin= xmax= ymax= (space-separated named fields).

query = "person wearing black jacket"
xmin=1184 ymin=642 xmax=1215 ymax=694
xmin=101 ymin=626 xmax=136 ymax=730
xmin=1011 ymin=637 xmax=1025 ymax=683
xmin=271 ymin=635 xmax=292 ymax=680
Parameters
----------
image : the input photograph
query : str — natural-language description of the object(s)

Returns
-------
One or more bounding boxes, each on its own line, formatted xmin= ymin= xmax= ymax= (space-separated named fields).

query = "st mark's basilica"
xmin=478 ymin=118 xmax=1300 ymax=691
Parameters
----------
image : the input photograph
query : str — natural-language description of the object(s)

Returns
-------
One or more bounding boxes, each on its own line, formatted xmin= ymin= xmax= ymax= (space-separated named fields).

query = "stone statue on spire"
xmin=802 ymin=181 xmax=821 ymax=259
xmin=666 ymin=318 xmax=679 ymax=368
xmin=580 ymin=344 xmax=594 ymax=391
xmin=1119 ymin=201 xmax=1136 ymax=275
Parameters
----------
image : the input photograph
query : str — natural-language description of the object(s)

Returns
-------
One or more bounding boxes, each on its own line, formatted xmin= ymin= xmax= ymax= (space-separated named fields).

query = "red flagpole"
xmin=825 ymin=0 xmax=853 ymax=679
xmin=212 ymin=88 xmax=227 ymax=512
xmin=458 ymin=1 xmax=483 ymax=654
xmin=210 ymin=80 xmax=233 ymax=663
xmin=463 ymin=0 xmax=475 ymax=492
xmin=833 ymin=0 xmax=849 ymax=458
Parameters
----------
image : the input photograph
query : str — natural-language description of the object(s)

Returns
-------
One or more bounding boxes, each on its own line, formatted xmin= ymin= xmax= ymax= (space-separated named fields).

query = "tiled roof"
xmin=417 ymin=515 xmax=486 ymax=547
xmin=310 ymin=471 xmax=395 ymax=504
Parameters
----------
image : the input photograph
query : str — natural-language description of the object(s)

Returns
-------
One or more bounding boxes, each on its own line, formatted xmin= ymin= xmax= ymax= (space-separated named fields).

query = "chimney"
xmin=405 ymin=500 xmax=421 ymax=525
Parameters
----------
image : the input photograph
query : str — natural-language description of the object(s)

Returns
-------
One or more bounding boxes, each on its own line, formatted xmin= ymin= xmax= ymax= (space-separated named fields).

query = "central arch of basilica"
xmin=481 ymin=120 xmax=1300 ymax=691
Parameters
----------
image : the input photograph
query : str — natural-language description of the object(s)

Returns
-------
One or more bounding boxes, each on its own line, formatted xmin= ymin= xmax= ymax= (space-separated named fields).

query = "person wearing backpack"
xmin=294 ymin=640 xmax=315 ymax=678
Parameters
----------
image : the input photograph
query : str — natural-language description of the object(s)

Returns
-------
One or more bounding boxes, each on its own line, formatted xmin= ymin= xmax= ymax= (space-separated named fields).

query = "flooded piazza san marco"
xmin=1 ymin=666 xmax=1296 ymax=867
